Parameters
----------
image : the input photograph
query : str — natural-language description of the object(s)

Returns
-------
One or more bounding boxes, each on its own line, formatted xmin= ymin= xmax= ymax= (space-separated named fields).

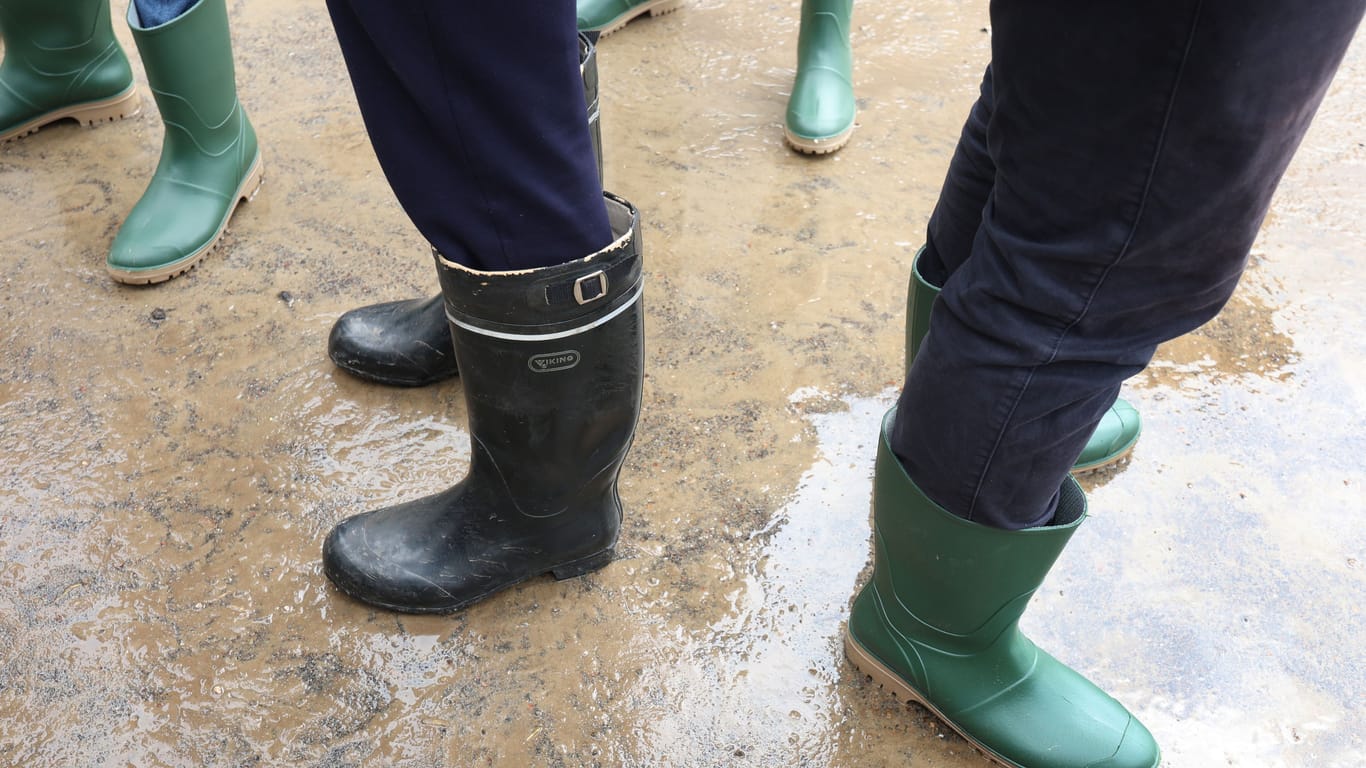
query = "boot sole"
xmin=106 ymin=151 xmax=264 ymax=285
xmin=0 ymin=85 xmax=141 ymax=143
xmin=329 ymin=355 xmax=457 ymax=388
xmin=588 ymin=0 xmax=685 ymax=37
xmin=784 ymin=119 xmax=855 ymax=155
xmin=1069 ymin=435 xmax=1140 ymax=474
xmin=845 ymin=629 xmax=1029 ymax=768
xmin=324 ymin=546 xmax=617 ymax=615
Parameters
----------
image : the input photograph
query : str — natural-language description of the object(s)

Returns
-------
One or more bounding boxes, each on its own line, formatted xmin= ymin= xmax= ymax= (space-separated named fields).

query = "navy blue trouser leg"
xmin=893 ymin=0 xmax=1365 ymax=529
xmin=916 ymin=65 xmax=995 ymax=291
xmin=324 ymin=0 xmax=610 ymax=270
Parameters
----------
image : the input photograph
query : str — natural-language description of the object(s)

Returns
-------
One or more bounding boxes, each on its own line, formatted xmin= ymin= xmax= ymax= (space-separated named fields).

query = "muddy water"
xmin=1 ymin=1 xmax=1362 ymax=766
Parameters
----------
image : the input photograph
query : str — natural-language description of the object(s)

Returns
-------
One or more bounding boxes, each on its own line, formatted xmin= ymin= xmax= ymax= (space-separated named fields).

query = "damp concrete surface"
xmin=1 ymin=1 xmax=1363 ymax=767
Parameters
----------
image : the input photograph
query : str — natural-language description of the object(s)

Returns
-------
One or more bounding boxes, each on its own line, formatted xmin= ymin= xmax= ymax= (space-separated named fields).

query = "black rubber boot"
xmin=327 ymin=32 xmax=604 ymax=387
xmin=322 ymin=193 xmax=643 ymax=614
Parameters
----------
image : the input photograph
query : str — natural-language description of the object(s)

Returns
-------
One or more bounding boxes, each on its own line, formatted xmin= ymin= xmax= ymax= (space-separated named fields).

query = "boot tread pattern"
xmin=594 ymin=0 xmax=685 ymax=37
xmin=0 ymin=85 xmax=139 ymax=143
xmin=784 ymin=121 xmax=855 ymax=155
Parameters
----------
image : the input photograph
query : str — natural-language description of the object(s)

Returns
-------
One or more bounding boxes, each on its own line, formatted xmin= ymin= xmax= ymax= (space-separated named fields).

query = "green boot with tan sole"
xmin=0 ymin=0 xmax=140 ymax=143
xmin=785 ymin=0 xmax=855 ymax=154
xmin=107 ymin=0 xmax=261 ymax=285
xmin=845 ymin=410 xmax=1161 ymax=768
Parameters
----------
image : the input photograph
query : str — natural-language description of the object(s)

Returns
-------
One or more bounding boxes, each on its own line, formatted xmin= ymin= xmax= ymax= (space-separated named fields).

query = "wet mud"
xmin=1 ymin=1 xmax=1362 ymax=766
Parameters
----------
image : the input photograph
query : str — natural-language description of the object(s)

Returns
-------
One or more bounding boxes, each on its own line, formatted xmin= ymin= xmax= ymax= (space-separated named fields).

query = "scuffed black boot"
xmin=322 ymin=193 xmax=643 ymax=613
xmin=326 ymin=294 xmax=454 ymax=387
xmin=327 ymin=32 xmax=604 ymax=387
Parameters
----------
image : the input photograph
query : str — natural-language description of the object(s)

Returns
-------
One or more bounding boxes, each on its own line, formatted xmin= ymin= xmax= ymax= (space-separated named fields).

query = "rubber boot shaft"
xmin=107 ymin=0 xmax=260 ymax=283
xmin=322 ymin=193 xmax=644 ymax=614
xmin=327 ymin=32 xmax=603 ymax=387
xmin=0 ymin=0 xmax=137 ymax=142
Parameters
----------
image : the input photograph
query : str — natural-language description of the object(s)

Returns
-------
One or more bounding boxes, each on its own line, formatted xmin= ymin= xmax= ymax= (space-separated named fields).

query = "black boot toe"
xmin=327 ymin=294 xmax=458 ymax=387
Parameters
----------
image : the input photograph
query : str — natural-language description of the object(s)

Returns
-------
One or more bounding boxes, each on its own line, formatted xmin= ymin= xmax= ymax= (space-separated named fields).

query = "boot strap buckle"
xmin=573 ymin=270 xmax=608 ymax=304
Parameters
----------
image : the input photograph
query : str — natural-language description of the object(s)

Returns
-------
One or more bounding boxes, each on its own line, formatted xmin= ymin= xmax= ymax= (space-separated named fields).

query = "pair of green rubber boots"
xmin=576 ymin=0 xmax=855 ymax=153
xmin=843 ymin=254 xmax=1160 ymax=767
xmin=0 ymin=0 xmax=261 ymax=284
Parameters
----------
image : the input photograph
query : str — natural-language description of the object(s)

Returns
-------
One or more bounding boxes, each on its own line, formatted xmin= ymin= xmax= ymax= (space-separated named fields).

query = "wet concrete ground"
xmin=1 ymin=1 xmax=1363 ymax=766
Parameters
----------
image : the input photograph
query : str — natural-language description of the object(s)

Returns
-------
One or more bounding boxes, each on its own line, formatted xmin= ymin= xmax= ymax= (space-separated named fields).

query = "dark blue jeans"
xmin=324 ymin=0 xmax=610 ymax=270
xmin=132 ymin=0 xmax=196 ymax=27
xmin=893 ymin=0 xmax=1365 ymax=529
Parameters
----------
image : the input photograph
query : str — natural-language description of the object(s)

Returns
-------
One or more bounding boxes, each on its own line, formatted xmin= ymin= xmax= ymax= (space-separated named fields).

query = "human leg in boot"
xmin=321 ymin=0 xmax=636 ymax=613
xmin=324 ymin=196 xmax=643 ymax=612
xmin=0 ymin=0 xmax=139 ymax=143
xmin=907 ymin=67 xmax=1142 ymax=472
xmin=784 ymin=0 xmax=854 ymax=154
xmin=577 ymin=0 xmax=683 ymax=37
xmin=106 ymin=0 xmax=261 ymax=284
xmin=849 ymin=2 xmax=1364 ymax=766
xmin=326 ymin=32 xmax=605 ymax=388
xmin=905 ymin=248 xmax=1140 ymax=473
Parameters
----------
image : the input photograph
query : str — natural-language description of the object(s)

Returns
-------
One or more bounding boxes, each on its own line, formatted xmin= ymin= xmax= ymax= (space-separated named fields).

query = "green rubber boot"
xmin=107 ymin=0 xmax=261 ymax=284
xmin=906 ymin=249 xmax=1142 ymax=472
xmin=0 ymin=0 xmax=140 ymax=143
xmin=846 ymin=410 xmax=1161 ymax=768
xmin=577 ymin=0 xmax=683 ymax=36
xmin=784 ymin=0 xmax=854 ymax=154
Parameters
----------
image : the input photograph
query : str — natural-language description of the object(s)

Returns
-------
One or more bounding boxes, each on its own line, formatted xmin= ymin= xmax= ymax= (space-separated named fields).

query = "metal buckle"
xmin=573 ymin=270 xmax=608 ymax=305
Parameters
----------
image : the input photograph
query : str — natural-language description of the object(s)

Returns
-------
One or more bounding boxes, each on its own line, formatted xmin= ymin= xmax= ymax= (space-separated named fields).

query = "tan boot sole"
xmin=844 ymin=629 xmax=1025 ymax=768
xmin=107 ymin=153 xmax=264 ymax=286
xmin=0 ymin=85 xmax=141 ymax=143
xmin=592 ymin=0 xmax=685 ymax=37
xmin=784 ymin=118 xmax=855 ymax=155
xmin=1069 ymin=442 xmax=1137 ymax=475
